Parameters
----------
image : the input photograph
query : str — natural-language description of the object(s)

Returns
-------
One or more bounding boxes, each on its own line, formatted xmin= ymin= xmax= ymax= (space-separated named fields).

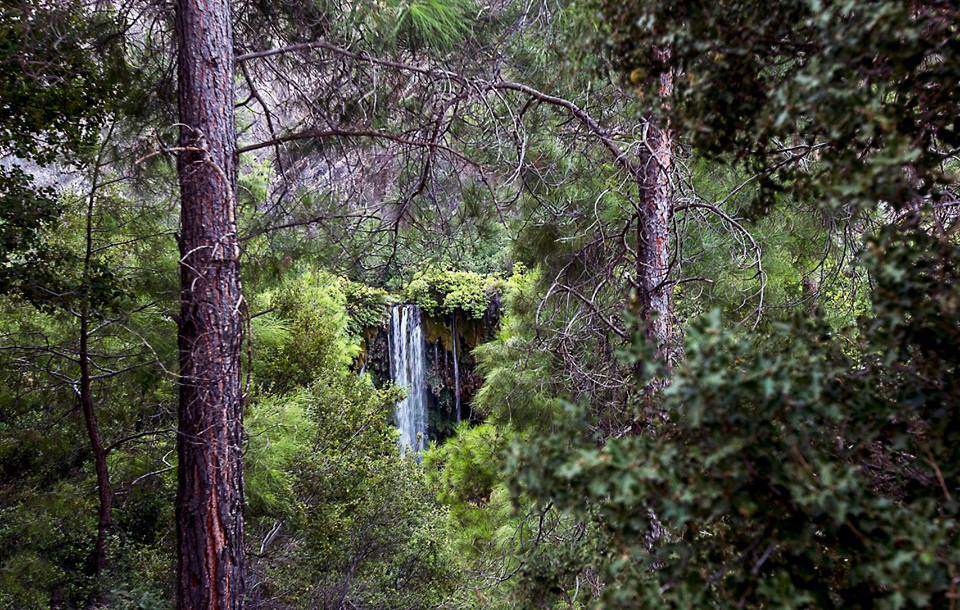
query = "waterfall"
xmin=388 ymin=304 xmax=428 ymax=455
xmin=451 ymin=312 xmax=461 ymax=422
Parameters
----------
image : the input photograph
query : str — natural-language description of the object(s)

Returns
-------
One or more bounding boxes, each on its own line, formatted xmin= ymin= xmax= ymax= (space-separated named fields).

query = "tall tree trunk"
xmin=635 ymin=48 xmax=675 ymax=366
xmin=174 ymin=0 xmax=245 ymax=608
xmin=79 ymin=311 xmax=112 ymax=608
xmin=632 ymin=50 xmax=676 ymax=548
xmin=80 ymin=130 xmax=113 ymax=608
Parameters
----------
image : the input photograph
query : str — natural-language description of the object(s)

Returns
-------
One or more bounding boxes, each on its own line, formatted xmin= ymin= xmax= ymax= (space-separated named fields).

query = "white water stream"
xmin=388 ymin=304 xmax=429 ymax=455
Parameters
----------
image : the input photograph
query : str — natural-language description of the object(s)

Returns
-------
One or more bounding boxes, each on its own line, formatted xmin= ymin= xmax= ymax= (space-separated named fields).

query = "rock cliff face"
xmin=364 ymin=298 xmax=500 ymax=444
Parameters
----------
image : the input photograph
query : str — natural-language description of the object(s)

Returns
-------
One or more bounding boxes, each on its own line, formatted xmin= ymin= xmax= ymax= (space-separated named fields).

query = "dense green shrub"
xmin=247 ymin=271 xmax=459 ymax=608
xmin=472 ymin=267 xmax=565 ymax=429
xmin=514 ymin=227 xmax=960 ymax=608
xmin=404 ymin=267 xmax=506 ymax=319
xmin=423 ymin=423 xmax=512 ymax=551
xmin=341 ymin=278 xmax=391 ymax=336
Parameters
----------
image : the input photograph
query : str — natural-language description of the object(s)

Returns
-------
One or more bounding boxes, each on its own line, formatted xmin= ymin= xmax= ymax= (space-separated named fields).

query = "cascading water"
xmin=451 ymin=313 xmax=461 ymax=422
xmin=388 ymin=304 xmax=428 ymax=455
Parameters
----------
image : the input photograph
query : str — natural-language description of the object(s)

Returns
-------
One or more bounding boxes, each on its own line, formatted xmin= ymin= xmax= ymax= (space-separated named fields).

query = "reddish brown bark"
xmin=174 ymin=0 xmax=245 ymax=607
xmin=636 ymin=48 xmax=675 ymax=366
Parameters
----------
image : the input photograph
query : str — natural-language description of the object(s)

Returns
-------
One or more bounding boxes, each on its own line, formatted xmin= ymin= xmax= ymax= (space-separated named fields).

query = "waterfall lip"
xmin=388 ymin=304 xmax=428 ymax=457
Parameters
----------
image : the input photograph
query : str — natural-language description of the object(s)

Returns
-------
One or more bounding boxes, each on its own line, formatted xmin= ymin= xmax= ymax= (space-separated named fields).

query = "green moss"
xmin=340 ymin=278 xmax=391 ymax=336
xmin=423 ymin=315 xmax=454 ymax=350
xmin=404 ymin=265 xmax=521 ymax=319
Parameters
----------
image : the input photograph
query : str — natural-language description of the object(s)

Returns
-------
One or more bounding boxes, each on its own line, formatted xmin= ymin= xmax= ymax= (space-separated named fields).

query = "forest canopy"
xmin=0 ymin=0 xmax=958 ymax=609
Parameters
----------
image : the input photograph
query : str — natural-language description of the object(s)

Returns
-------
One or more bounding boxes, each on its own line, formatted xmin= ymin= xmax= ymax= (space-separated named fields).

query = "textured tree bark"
xmin=635 ymin=47 xmax=675 ymax=367
xmin=174 ymin=0 xmax=245 ymax=608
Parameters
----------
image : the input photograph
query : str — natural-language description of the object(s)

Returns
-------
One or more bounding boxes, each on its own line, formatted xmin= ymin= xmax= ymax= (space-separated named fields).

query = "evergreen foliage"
xmin=247 ymin=272 xmax=458 ymax=608
xmin=516 ymin=226 xmax=960 ymax=608
xmin=389 ymin=0 xmax=474 ymax=51
xmin=599 ymin=0 xmax=960 ymax=211
xmin=0 ymin=0 xmax=957 ymax=608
